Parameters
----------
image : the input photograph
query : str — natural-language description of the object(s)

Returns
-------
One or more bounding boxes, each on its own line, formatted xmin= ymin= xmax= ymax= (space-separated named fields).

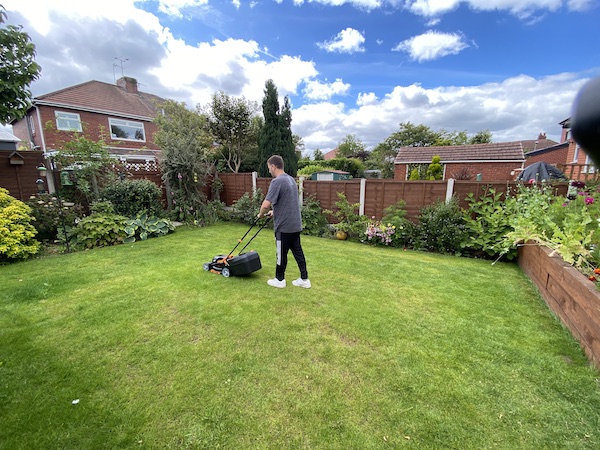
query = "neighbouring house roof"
xmin=521 ymin=138 xmax=559 ymax=153
xmin=394 ymin=141 xmax=525 ymax=164
xmin=323 ymin=148 xmax=339 ymax=160
xmin=28 ymin=79 xmax=165 ymax=121
xmin=524 ymin=141 xmax=569 ymax=157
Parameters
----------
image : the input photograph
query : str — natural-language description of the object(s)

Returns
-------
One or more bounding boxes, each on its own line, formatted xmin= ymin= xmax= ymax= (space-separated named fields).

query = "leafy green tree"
xmin=367 ymin=141 xmax=395 ymax=178
xmin=257 ymin=79 xmax=297 ymax=176
xmin=0 ymin=6 xmax=41 ymax=124
xmin=206 ymin=91 xmax=259 ymax=173
xmin=154 ymin=100 xmax=215 ymax=221
xmin=385 ymin=122 xmax=440 ymax=148
xmin=54 ymin=135 xmax=118 ymax=207
xmin=313 ymin=149 xmax=324 ymax=161
xmin=469 ymin=129 xmax=493 ymax=144
xmin=434 ymin=129 xmax=469 ymax=146
xmin=337 ymin=134 xmax=367 ymax=159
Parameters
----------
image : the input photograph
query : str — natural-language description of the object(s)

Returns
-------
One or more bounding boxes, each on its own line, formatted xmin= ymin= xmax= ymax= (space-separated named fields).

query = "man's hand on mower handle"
xmin=257 ymin=210 xmax=273 ymax=219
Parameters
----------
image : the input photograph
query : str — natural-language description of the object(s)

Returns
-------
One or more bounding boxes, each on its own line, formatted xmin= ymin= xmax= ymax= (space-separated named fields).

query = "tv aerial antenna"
xmin=113 ymin=57 xmax=129 ymax=82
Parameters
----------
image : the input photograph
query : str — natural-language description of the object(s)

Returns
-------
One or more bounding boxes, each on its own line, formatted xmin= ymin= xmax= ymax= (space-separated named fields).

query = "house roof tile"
xmin=34 ymin=80 xmax=165 ymax=120
xmin=394 ymin=141 xmax=525 ymax=164
xmin=521 ymin=138 xmax=559 ymax=153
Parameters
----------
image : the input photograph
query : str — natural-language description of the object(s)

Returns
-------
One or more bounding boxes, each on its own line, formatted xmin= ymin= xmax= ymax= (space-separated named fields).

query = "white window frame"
xmin=55 ymin=111 xmax=82 ymax=132
xmin=109 ymin=118 xmax=146 ymax=142
xmin=572 ymin=145 xmax=580 ymax=163
xmin=583 ymin=155 xmax=596 ymax=174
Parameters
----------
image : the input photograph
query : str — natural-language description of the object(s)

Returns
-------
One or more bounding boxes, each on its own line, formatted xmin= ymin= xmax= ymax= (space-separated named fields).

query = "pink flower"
xmin=585 ymin=196 xmax=594 ymax=205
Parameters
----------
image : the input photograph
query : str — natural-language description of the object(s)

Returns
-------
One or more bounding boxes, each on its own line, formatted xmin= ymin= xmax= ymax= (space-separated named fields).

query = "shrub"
xmin=412 ymin=197 xmax=468 ymax=255
xmin=101 ymin=179 xmax=163 ymax=217
xmin=505 ymin=183 xmax=600 ymax=273
xmin=298 ymin=164 xmax=327 ymax=177
xmin=461 ymin=187 xmax=517 ymax=260
xmin=381 ymin=200 xmax=414 ymax=248
xmin=195 ymin=200 xmax=229 ymax=226
xmin=26 ymin=194 xmax=83 ymax=242
xmin=426 ymin=155 xmax=443 ymax=180
xmin=0 ymin=188 xmax=40 ymax=262
xmin=124 ymin=213 xmax=175 ymax=243
xmin=69 ymin=212 xmax=128 ymax=249
xmin=325 ymin=192 xmax=368 ymax=239
xmin=301 ymin=195 xmax=330 ymax=237
xmin=233 ymin=189 xmax=264 ymax=224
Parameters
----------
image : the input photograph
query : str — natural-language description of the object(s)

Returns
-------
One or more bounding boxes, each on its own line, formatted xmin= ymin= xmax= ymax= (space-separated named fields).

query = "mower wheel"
xmin=221 ymin=267 xmax=231 ymax=278
xmin=203 ymin=263 xmax=210 ymax=271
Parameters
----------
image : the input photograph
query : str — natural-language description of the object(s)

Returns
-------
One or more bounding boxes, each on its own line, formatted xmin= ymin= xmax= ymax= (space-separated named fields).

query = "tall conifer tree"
xmin=257 ymin=80 xmax=297 ymax=176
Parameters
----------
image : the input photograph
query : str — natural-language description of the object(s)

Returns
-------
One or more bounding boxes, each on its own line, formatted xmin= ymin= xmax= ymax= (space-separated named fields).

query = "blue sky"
xmin=3 ymin=0 xmax=600 ymax=154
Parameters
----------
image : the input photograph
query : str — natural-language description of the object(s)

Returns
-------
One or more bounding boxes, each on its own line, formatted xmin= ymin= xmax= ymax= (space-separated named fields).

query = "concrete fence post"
xmin=298 ymin=176 xmax=305 ymax=208
xmin=252 ymin=171 xmax=257 ymax=195
xmin=359 ymin=178 xmax=367 ymax=216
xmin=445 ymin=178 xmax=455 ymax=203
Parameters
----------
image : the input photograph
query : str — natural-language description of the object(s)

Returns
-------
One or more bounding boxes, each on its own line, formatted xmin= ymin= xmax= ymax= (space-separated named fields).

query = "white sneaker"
xmin=292 ymin=278 xmax=311 ymax=289
xmin=267 ymin=278 xmax=286 ymax=288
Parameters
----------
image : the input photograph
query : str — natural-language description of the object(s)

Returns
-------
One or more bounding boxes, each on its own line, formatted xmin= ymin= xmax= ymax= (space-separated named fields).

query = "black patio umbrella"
xmin=516 ymin=162 xmax=568 ymax=182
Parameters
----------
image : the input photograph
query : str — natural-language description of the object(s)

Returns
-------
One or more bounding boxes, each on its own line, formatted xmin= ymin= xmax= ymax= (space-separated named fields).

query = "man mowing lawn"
xmin=258 ymin=154 xmax=311 ymax=289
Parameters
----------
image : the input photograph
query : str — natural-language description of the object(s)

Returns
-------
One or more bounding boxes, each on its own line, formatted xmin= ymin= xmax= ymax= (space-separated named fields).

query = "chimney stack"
xmin=117 ymin=76 xmax=138 ymax=94
xmin=537 ymin=132 xmax=546 ymax=140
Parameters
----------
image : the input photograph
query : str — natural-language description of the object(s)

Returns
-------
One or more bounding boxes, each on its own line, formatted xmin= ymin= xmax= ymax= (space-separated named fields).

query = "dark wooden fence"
xmin=0 ymin=150 xmax=45 ymax=200
xmin=216 ymin=172 xmax=569 ymax=221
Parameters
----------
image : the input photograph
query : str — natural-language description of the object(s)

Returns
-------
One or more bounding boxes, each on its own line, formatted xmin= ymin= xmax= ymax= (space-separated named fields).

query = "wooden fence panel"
xmin=219 ymin=172 xmax=253 ymax=205
xmin=0 ymin=150 xmax=45 ymax=201
xmin=213 ymin=173 xmax=571 ymax=222
xmin=304 ymin=180 xmax=361 ymax=214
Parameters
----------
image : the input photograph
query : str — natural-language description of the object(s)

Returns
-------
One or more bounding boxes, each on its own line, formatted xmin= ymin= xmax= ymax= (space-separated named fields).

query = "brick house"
xmin=10 ymin=77 xmax=166 ymax=192
xmin=556 ymin=118 xmax=597 ymax=181
xmin=394 ymin=142 xmax=525 ymax=181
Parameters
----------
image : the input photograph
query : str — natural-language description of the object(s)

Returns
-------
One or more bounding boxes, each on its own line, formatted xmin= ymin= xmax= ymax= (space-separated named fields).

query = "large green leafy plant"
xmin=0 ymin=188 xmax=40 ymax=261
xmin=124 ymin=213 xmax=175 ymax=243
xmin=462 ymin=187 xmax=517 ymax=260
xmin=504 ymin=183 xmax=600 ymax=272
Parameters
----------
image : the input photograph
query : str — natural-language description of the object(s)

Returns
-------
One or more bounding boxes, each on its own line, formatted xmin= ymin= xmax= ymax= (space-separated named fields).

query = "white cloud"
xmin=317 ymin=28 xmax=366 ymax=54
xmin=356 ymin=92 xmax=378 ymax=106
xmin=393 ymin=30 xmax=468 ymax=62
xmin=303 ymin=79 xmax=351 ymax=101
xmin=157 ymin=0 xmax=210 ymax=18
xmin=293 ymin=0 xmax=383 ymax=10
xmin=403 ymin=0 xmax=591 ymax=19
xmin=292 ymin=73 xmax=586 ymax=153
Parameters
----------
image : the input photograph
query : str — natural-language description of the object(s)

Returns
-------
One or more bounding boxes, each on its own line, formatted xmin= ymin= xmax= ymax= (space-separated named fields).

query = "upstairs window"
xmin=109 ymin=118 xmax=145 ymax=142
xmin=55 ymin=111 xmax=82 ymax=132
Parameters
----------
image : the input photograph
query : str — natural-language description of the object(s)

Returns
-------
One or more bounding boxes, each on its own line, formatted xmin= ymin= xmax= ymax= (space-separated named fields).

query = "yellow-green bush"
xmin=0 ymin=188 xmax=40 ymax=262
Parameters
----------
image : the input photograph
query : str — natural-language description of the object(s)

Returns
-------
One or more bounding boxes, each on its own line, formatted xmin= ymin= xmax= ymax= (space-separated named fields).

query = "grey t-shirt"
xmin=265 ymin=173 xmax=302 ymax=233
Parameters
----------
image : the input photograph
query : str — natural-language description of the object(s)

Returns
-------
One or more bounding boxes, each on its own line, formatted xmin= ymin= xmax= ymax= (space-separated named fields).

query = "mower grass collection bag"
xmin=203 ymin=217 xmax=270 ymax=278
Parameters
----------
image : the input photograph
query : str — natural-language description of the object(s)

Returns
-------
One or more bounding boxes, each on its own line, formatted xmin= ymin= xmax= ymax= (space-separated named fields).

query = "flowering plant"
xmin=364 ymin=218 xmax=396 ymax=246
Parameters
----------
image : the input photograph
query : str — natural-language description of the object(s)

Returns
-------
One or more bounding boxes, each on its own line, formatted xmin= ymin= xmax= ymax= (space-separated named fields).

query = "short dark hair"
xmin=267 ymin=155 xmax=284 ymax=169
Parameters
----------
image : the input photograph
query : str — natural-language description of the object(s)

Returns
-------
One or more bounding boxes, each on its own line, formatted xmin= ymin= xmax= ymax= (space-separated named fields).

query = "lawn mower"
xmin=203 ymin=216 xmax=271 ymax=277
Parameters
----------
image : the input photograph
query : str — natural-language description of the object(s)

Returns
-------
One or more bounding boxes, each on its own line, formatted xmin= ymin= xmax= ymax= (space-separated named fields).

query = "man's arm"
xmin=258 ymin=199 xmax=272 ymax=218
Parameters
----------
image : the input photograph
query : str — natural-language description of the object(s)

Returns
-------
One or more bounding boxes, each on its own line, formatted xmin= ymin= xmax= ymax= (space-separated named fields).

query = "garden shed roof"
xmin=394 ymin=141 xmax=525 ymax=164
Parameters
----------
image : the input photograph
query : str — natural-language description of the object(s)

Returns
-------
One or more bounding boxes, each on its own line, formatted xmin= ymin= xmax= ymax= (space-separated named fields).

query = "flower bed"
xmin=518 ymin=242 xmax=600 ymax=370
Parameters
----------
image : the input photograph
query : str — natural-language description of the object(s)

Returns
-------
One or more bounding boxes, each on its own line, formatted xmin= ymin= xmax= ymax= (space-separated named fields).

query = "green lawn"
xmin=1 ymin=223 xmax=600 ymax=449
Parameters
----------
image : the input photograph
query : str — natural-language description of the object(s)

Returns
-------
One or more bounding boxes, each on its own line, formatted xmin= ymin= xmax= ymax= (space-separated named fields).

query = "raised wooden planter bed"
xmin=518 ymin=243 xmax=600 ymax=370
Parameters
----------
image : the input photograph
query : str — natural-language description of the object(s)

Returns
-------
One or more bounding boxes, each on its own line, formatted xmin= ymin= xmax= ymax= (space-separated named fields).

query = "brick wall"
xmin=395 ymin=161 xmax=520 ymax=181
xmin=14 ymin=105 xmax=160 ymax=151
xmin=525 ymin=147 xmax=569 ymax=166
